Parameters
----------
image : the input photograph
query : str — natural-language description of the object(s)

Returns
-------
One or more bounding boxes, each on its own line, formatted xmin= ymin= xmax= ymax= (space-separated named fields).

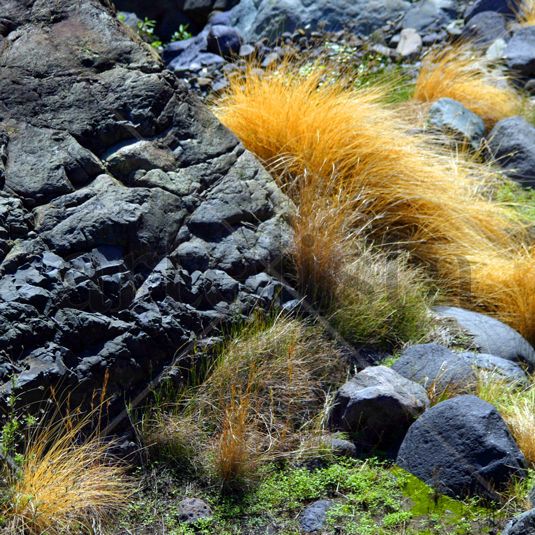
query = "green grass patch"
xmin=118 ymin=458 xmax=509 ymax=534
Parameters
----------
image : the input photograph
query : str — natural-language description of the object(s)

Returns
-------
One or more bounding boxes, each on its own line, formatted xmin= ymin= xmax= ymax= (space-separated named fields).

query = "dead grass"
xmin=1 ymin=412 xmax=133 ymax=534
xmin=212 ymin=63 xmax=535 ymax=345
xmin=477 ymin=372 xmax=535 ymax=464
xmin=413 ymin=44 xmax=522 ymax=126
xmin=517 ymin=0 xmax=535 ymax=26
xmin=143 ymin=314 xmax=348 ymax=489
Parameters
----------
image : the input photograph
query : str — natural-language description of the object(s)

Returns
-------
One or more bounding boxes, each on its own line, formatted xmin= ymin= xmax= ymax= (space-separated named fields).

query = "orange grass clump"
xmin=213 ymin=64 xmax=535 ymax=344
xmin=2 ymin=414 xmax=134 ymax=534
xmin=517 ymin=0 xmax=535 ymax=25
xmin=413 ymin=45 xmax=522 ymax=126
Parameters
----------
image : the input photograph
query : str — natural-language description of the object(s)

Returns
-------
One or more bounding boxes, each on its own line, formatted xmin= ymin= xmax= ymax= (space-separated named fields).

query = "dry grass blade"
xmin=213 ymin=63 xmax=535 ymax=345
xmin=413 ymin=44 xmax=522 ymax=126
xmin=477 ymin=372 xmax=535 ymax=464
xmin=1 ymin=412 xmax=134 ymax=534
xmin=144 ymin=314 xmax=349 ymax=489
xmin=517 ymin=0 xmax=535 ymax=26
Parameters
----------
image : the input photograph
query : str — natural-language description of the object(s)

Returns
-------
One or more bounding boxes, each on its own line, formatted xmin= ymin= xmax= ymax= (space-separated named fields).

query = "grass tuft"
xmin=213 ymin=62 xmax=535 ymax=345
xmin=517 ymin=0 xmax=535 ymax=26
xmin=413 ymin=44 xmax=522 ymax=126
xmin=143 ymin=314 xmax=348 ymax=490
xmin=477 ymin=372 xmax=535 ymax=464
xmin=1 ymin=411 xmax=133 ymax=534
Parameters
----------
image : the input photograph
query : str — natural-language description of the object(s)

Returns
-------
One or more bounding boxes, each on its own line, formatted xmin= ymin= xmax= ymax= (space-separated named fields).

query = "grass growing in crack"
xmin=141 ymin=313 xmax=348 ymax=491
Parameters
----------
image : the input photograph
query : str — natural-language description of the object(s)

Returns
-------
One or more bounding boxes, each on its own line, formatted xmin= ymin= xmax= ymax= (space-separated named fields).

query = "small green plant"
xmin=171 ymin=24 xmax=193 ymax=42
xmin=137 ymin=17 xmax=162 ymax=49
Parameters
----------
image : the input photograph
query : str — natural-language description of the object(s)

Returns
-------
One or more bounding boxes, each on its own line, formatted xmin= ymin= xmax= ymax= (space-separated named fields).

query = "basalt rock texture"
xmin=0 ymin=0 xmax=292 ymax=413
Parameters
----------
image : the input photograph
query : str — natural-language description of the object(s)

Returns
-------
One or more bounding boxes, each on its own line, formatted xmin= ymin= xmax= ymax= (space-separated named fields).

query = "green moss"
xmin=494 ymin=179 xmax=535 ymax=223
xmin=118 ymin=458 xmax=513 ymax=534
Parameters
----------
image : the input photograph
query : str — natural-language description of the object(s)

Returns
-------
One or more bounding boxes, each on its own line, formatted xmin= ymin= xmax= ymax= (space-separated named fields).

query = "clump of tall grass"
xmin=0 ymin=410 xmax=133 ymax=534
xmin=477 ymin=373 xmax=535 ymax=464
xmin=213 ymin=63 xmax=535 ymax=345
xmin=517 ymin=0 xmax=535 ymax=26
xmin=413 ymin=44 xmax=522 ymax=126
xmin=143 ymin=314 xmax=348 ymax=490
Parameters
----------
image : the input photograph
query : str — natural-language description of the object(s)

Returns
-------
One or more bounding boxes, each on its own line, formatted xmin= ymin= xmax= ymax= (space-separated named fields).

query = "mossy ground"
xmin=116 ymin=457 xmax=517 ymax=534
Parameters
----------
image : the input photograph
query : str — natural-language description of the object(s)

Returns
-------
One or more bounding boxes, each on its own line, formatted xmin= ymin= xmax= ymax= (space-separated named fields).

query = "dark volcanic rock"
xmin=402 ymin=0 xmax=458 ymax=33
xmin=502 ymin=508 xmax=535 ymax=535
xmin=465 ymin=0 xmax=515 ymax=21
xmin=427 ymin=98 xmax=485 ymax=149
xmin=300 ymin=500 xmax=333 ymax=533
xmin=397 ymin=395 xmax=527 ymax=499
xmin=227 ymin=0 xmax=411 ymax=42
xmin=487 ymin=116 xmax=535 ymax=186
xmin=434 ymin=306 xmax=535 ymax=368
xmin=506 ymin=27 xmax=535 ymax=78
xmin=0 ymin=0 xmax=292 ymax=414
xmin=328 ymin=365 xmax=429 ymax=454
xmin=392 ymin=343 xmax=477 ymax=396
xmin=461 ymin=11 xmax=509 ymax=46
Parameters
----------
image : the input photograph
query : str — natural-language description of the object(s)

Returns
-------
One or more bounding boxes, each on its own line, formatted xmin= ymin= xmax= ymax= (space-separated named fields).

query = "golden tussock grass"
xmin=212 ymin=63 xmax=535 ymax=345
xmin=517 ymin=0 xmax=535 ymax=26
xmin=477 ymin=373 xmax=535 ymax=464
xmin=1 ymin=412 xmax=134 ymax=534
xmin=413 ymin=45 xmax=522 ymax=126
xmin=143 ymin=314 xmax=348 ymax=489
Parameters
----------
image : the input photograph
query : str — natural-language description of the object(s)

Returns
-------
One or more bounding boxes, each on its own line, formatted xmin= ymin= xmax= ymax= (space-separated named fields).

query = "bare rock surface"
xmin=0 ymin=0 xmax=292 ymax=412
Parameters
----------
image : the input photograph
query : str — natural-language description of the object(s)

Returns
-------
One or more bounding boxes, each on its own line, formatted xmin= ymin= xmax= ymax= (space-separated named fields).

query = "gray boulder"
xmin=461 ymin=352 xmax=529 ymax=386
xmin=502 ymin=508 xmax=535 ymax=535
xmin=397 ymin=395 xmax=527 ymax=499
xmin=178 ymin=497 xmax=213 ymax=523
xmin=207 ymin=24 xmax=242 ymax=57
xmin=392 ymin=343 xmax=477 ymax=397
xmin=434 ymin=306 xmax=535 ymax=368
xmin=465 ymin=0 xmax=515 ymax=21
xmin=0 ymin=0 xmax=292 ymax=414
xmin=328 ymin=365 xmax=429 ymax=454
xmin=427 ymin=98 xmax=485 ymax=149
xmin=227 ymin=0 xmax=411 ymax=42
xmin=300 ymin=500 xmax=333 ymax=533
xmin=506 ymin=27 xmax=535 ymax=77
xmin=402 ymin=0 xmax=458 ymax=33
xmin=461 ymin=11 xmax=509 ymax=46
xmin=488 ymin=116 xmax=535 ymax=185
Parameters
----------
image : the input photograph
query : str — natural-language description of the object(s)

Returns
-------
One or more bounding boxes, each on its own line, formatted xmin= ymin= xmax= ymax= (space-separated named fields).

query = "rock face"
xmin=434 ymin=306 xmax=535 ymax=368
xmin=397 ymin=395 xmax=527 ymax=499
xmin=328 ymin=365 xmax=429 ymax=454
xmin=0 ymin=0 xmax=292 ymax=413
xmin=227 ymin=0 xmax=411 ymax=42
xmin=392 ymin=343 xmax=476 ymax=397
